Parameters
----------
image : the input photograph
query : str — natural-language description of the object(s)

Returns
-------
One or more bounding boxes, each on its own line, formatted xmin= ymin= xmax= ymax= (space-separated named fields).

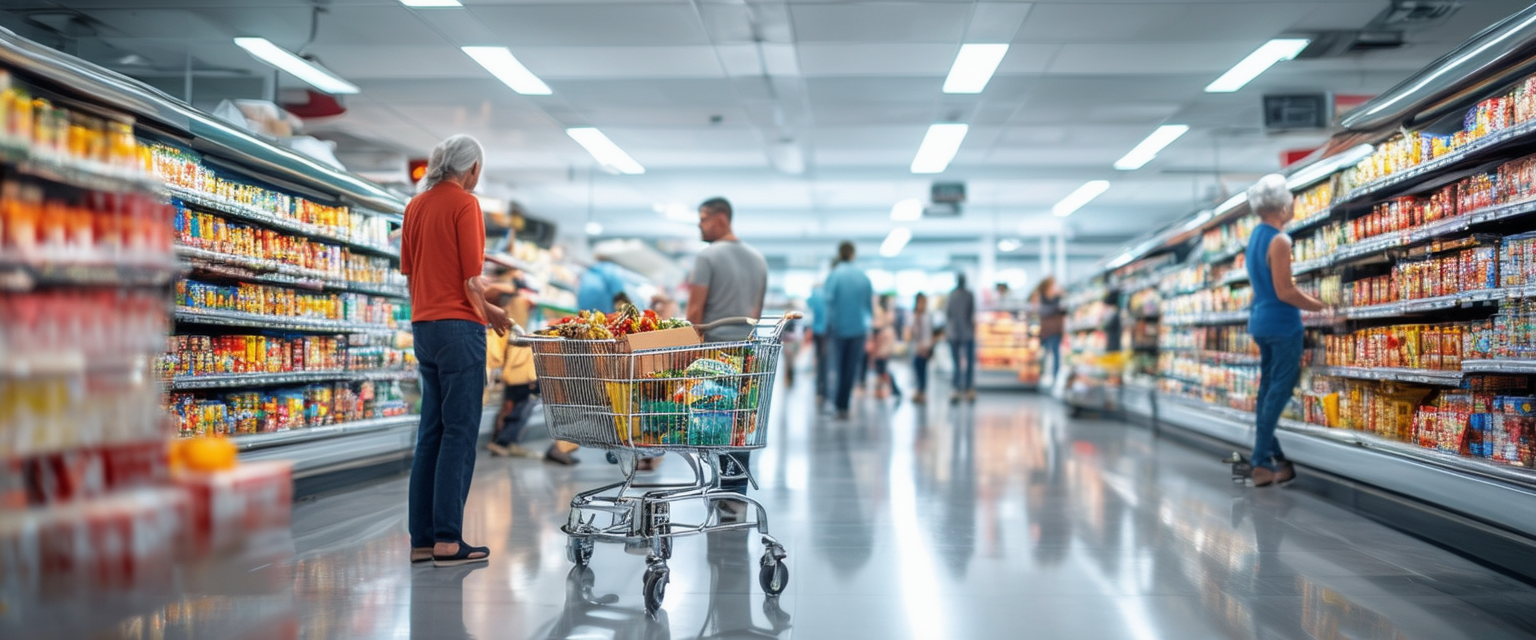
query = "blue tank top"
xmin=1246 ymin=222 xmax=1302 ymax=337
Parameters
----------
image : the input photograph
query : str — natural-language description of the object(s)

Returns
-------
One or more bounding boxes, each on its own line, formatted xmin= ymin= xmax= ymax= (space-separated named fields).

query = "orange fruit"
xmin=181 ymin=437 xmax=239 ymax=472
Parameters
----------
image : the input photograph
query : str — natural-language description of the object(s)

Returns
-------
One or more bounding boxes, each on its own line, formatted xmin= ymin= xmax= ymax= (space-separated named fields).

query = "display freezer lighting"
xmin=462 ymin=46 xmax=552 ymax=96
xmin=566 ymin=128 xmax=645 ymax=175
xmin=942 ymin=44 xmax=1010 ymax=94
xmin=1113 ymin=124 xmax=1190 ymax=170
xmin=1053 ymin=180 xmax=1110 ymax=217
xmin=1204 ymin=38 xmax=1309 ymax=93
xmin=233 ymin=38 xmax=359 ymax=95
xmin=880 ymin=227 xmax=913 ymax=257
xmin=891 ymin=199 xmax=924 ymax=221
xmin=910 ymin=123 xmax=969 ymax=174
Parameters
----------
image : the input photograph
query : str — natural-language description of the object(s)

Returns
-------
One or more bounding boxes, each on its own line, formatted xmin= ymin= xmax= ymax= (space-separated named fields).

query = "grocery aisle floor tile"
xmin=33 ymin=377 xmax=1536 ymax=639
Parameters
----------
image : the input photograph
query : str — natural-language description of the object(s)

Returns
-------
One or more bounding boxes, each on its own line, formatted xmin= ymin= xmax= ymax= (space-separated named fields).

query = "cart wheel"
xmin=758 ymin=556 xmax=789 ymax=596
xmin=642 ymin=564 xmax=669 ymax=614
xmin=606 ymin=451 xmax=619 ymax=464
xmin=567 ymin=536 xmax=593 ymax=566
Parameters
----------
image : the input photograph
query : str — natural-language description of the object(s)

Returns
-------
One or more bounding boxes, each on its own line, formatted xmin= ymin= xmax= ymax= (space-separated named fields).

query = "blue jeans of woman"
xmin=409 ymin=320 xmax=487 ymax=548
xmin=913 ymin=350 xmax=930 ymax=395
xmin=1041 ymin=334 xmax=1062 ymax=380
xmin=832 ymin=335 xmax=867 ymax=412
xmin=1252 ymin=332 xmax=1303 ymax=471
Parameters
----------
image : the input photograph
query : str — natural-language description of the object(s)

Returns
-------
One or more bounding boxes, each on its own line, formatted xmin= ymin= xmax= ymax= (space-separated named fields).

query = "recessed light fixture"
xmin=1113 ymin=124 xmax=1190 ymax=171
xmin=585 ymin=221 xmax=604 ymax=236
xmin=997 ymin=239 xmax=1022 ymax=252
xmin=233 ymin=37 xmax=358 ymax=94
xmin=399 ymin=0 xmax=461 ymax=6
xmin=910 ymin=123 xmax=968 ymax=174
xmin=1053 ymin=180 xmax=1110 ymax=217
xmin=566 ymin=128 xmax=644 ymax=175
xmin=942 ymin=44 xmax=1009 ymax=94
xmin=1205 ymin=38 xmax=1310 ymax=93
xmin=880 ymin=227 xmax=913 ymax=257
xmin=462 ymin=46 xmax=552 ymax=95
xmin=890 ymin=199 xmax=924 ymax=221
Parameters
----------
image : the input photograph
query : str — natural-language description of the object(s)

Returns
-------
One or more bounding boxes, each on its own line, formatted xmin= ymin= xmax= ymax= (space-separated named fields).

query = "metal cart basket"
xmin=521 ymin=315 xmax=795 ymax=614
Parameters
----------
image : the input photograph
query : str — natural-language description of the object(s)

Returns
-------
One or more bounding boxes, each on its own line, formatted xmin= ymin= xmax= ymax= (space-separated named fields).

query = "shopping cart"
xmin=519 ymin=314 xmax=795 ymax=614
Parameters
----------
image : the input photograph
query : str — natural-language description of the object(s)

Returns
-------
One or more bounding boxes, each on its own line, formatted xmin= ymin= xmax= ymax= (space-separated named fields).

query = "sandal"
xmin=433 ymin=542 xmax=490 ymax=567
xmin=411 ymin=547 xmax=433 ymax=563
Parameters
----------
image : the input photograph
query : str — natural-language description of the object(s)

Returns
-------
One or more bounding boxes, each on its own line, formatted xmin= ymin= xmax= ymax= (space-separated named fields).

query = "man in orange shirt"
xmin=401 ymin=135 xmax=510 ymax=567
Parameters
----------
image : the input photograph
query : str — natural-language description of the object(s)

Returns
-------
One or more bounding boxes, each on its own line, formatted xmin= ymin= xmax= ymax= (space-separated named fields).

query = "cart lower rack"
xmin=522 ymin=315 xmax=795 ymax=614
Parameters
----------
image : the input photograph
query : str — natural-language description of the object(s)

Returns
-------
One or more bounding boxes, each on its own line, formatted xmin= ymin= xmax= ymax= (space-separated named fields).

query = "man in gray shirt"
xmin=945 ymin=272 xmax=977 ymax=404
xmin=686 ymin=197 xmax=768 ymax=521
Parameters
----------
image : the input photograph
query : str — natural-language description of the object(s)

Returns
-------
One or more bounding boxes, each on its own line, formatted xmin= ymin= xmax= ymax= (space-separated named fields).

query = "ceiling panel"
xmin=465 ymin=4 xmax=711 ymax=46
xmin=303 ymin=45 xmax=481 ymax=79
xmin=1047 ymin=42 xmax=1269 ymax=75
xmin=797 ymin=43 xmax=957 ymax=76
xmin=789 ymin=3 xmax=972 ymax=43
xmin=516 ymin=46 xmax=726 ymax=79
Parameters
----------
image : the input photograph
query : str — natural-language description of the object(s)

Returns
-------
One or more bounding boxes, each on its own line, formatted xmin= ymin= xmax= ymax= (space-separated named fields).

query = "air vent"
xmin=1380 ymin=1 xmax=1462 ymax=26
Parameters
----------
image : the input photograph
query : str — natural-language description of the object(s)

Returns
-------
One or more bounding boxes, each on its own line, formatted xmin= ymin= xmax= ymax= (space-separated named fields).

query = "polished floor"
xmin=31 ymin=374 xmax=1536 ymax=639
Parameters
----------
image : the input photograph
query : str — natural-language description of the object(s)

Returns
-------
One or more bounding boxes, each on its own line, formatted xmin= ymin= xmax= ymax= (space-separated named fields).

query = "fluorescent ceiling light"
xmin=654 ymin=202 xmax=693 ymax=222
xmin=942 ymin=44 xmax=1009 ymax=94
xmin=997 ymin=239 xmax=1022 ymax=252
xmin=399 ymin=0 xmax=461 ymax=6
xmin=233 ymin=37 xmax=358 ymax=95
xmin=462 ymin=46 xmax=552 ymax=95
xmin=1205 ymin=38 xmax=1309 ymax=93
xmin=880 ymin=227 xmax=913 ymax=257
xmin=1113 ymin=124 xmax=1190 ymax=170
xmin=890 ymin=199 xmax=924 ymax=221
xmin=567 ymin=127 xmax=644 ymax=175
xmin=585 ymin=221 xmax=604 ymax=236
xmin=910 ymin=123 xmax=968 ymax=174
xmin=1053 ymin=180 xmax=1110 ymax=217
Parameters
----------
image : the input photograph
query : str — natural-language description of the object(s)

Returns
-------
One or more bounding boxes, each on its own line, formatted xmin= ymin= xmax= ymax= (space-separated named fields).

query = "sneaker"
xmin=487 ymin=443 xmax=512 ymax=457
xmin=1251 ymin=466 xmax=1276 ymax=487
xmin=1276 ymin=461 xmax=1297 ymax=486
xmin=912 ymin=392 xmax=926 ymax=405
xmin=966 ymin=390 xmax=977 ymax=403
xmin=545 ymin=446 xmax=579 ymax=466
xmin=716 ymin=499 xmax=747 ymax=524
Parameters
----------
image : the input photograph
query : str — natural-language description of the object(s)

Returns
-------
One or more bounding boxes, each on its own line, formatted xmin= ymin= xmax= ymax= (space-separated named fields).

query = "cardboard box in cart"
xmin=603 ymin=328 xmax=703 ymax=441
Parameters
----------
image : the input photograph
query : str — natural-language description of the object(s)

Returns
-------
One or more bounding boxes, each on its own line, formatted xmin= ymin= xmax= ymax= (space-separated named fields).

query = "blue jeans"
xmin=832 ymin=335 xmax=866 ymax=411
xmin=1041 ymin=335 xmax=1062 ymax=380
xmin=1252 ymin=332 xmax=1302 ymax=470
xmin=813 ymin=334 xmax=829 ymax=399
xmin=409 ymin=320 xmax=487 ymax=547
xmin=913 ymin=350 xmax=930 ymax=395
xmin=950 ymin=339 xmax=976 ymax=392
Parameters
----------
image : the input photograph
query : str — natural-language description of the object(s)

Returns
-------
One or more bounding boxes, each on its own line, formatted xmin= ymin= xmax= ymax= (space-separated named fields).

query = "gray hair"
xmin=1246 ymin=173 xmax=1293 ymax=217
xmin=418 ymin=134 xmax=484 ymax=193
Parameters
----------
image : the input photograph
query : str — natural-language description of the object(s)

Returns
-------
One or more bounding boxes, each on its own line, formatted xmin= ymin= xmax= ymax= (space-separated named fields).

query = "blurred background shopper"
xmin=1031 ymin=276 xmax=1066 ymax=383
xmin=824 ymin=241 xmax=873 ymax=420
xmin=687 ymin=197 xmax=768 ymax=521
xmin=945 ymin=273 xmax=977 ymax=405
xmin=909 ymin=292 xmax=936 ymax=404
xmin=401 ymin=134 xmax=508 ymax=567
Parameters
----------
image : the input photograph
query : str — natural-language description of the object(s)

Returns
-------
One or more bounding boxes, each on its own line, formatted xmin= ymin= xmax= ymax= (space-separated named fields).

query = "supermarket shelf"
xmin=1291 ymin=256 xmax=1332 ymax=277
xmin=1343 ymin=293 xmax=1465 ymax=320
xmin=1202 ymin=245 xmax=1243 ymax=265
xmin=174 ymin=307 xmax=399 ymax=334
xmin=1462 ymin=359 xmax=1536 ymax=374
xmin=1154 ymin=394 xmax=1536 ymax=539
xmin=169 ymin=368 xmax=416 ymax=390
xmin=239 ymin=406 xmax=503 ymax=480
xmin=169 ymin=185 xmax=399 ymax=261
xmin=178 ymin=246 xmax=408 ymax=299
xmin=1309 ymin=365 xmax=1463 ymax=386
xmin=0 ymin=142 xmax=162 ymax=194
xmin=0 ymin=256 xmax=181 ymax=292
xmin=1161 ymin=309 xmax=1247 ymax=326
xmin=1216 ymin=269 xmax=1248 ymax=286
xmin=1284 ymin=211 xmax=1335 ymax=236
xmin=229 ymin=414 xmax=418 ymax=452
xmin=1340 ymin=118 xmax=1536 ymax=206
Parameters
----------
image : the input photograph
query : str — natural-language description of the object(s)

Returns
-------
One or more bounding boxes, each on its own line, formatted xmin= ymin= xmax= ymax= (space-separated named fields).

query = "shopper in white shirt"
xmin=908 ymin=292 xmax=936 ymax=404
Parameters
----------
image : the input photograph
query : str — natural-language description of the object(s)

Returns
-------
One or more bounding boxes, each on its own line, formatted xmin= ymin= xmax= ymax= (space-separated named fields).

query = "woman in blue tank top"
xmin=1244 ymin=174 xmax=1328 ymax=487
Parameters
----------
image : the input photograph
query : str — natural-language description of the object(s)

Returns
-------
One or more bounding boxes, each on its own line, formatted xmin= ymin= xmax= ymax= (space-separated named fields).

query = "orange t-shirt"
xmin=400 ymin=182 xmax=486 ymax=324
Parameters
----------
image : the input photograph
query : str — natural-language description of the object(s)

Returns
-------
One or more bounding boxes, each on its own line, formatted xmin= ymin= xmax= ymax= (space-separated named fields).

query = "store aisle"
xmin=91 ymin=384 xmax=1536 ymax=639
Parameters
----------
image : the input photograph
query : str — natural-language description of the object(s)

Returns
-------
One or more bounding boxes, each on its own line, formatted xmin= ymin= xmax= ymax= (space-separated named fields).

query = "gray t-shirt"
xmin=945 ymin=287 xmax=976 ymax=342
xmin=691 ymin=239 xmax=768 ymax=342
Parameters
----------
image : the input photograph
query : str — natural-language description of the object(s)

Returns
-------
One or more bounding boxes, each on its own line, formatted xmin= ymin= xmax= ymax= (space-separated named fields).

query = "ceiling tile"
xmin=515 ymin=46 xmax=725 ymax=79
xmin=465 ymin=4 xmax=711 ymax=46
xmin=790 ymin=3 xmax=971 ymax=43
xmin=798 ymin=43 xmax=956 ymax=76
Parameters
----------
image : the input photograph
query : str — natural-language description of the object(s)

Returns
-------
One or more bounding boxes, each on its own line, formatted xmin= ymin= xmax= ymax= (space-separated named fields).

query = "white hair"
xmin=418 ymin=134 xmax=484 ymax=193
xmin=1246 ymin=173 xmax=1293 ymax=217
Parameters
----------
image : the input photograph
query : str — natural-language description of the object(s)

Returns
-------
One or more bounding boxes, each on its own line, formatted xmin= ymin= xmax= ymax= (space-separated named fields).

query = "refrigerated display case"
xmin=976 ymin=307 xmax=1041 ymax=386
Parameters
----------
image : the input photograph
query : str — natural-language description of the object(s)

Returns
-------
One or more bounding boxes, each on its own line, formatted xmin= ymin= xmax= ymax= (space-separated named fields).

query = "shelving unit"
xmin=1073 ymin=30 xmax=1536 ymax=566
xmin=976 ymin=308 xmax=1040 ymax=387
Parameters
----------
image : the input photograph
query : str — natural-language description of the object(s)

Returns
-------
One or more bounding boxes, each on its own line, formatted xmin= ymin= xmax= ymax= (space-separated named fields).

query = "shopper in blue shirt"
xmin=823 ymin=241 xmax=874 ymax=420
xmin=806 ymin=268 xmax=832 ymax=409
xmin=1245 ymin=174 xmax=1328 ymax=488
xmin=577 ymin=257 xmax=626 ymax=312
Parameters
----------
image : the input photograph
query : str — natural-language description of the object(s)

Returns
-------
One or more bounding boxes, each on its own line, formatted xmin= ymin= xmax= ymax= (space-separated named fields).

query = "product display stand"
xmin=976 ymin=306 xmax=1041 ymax=388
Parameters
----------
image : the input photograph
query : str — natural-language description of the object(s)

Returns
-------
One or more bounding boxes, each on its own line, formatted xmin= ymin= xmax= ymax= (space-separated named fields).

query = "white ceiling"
xmin=6 ymin=0 xmax=1533 ymax=270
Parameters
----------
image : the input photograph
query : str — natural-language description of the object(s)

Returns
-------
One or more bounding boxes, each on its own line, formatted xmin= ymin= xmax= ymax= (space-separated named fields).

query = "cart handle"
xmin=697 ymin=312 xmax=803 ymax=342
